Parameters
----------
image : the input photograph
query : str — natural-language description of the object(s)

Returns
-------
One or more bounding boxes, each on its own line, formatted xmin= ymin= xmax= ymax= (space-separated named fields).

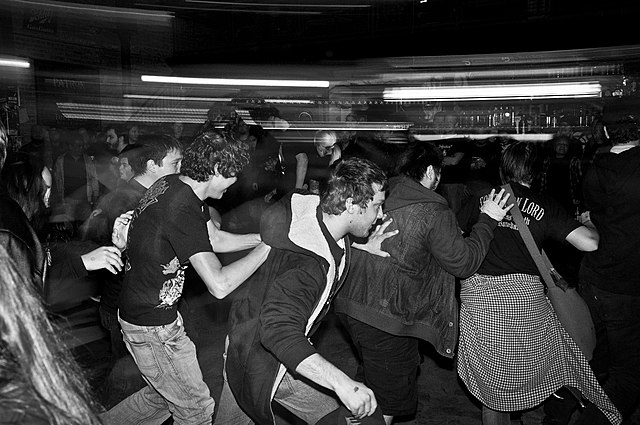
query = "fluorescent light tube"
xmin=0 ymin=58 xmax=30 ymax=68
xmin=141 ymin=75 xmax=330 ymax=88
xmin=383 ymin=82 xmax=602 ymax=101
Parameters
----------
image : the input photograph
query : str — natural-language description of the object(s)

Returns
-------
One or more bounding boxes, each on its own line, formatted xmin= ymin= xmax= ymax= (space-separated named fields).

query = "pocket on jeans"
xmin=125 ymin=340 xmax=162 ymax=381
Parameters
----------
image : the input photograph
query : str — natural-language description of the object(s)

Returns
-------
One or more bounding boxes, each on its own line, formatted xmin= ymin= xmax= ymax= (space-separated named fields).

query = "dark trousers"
xmin=572 ymin=274 xmax=640 ymax=424
xmin=339 ymin=314 xmax=420 ymax=417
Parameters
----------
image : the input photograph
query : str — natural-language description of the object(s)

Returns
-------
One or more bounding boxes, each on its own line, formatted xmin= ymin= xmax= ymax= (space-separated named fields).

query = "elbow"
xmin=207 ymin=277 xmax=233 ymax=299
xmin=582 ymin=235 xmax=599 ymax=252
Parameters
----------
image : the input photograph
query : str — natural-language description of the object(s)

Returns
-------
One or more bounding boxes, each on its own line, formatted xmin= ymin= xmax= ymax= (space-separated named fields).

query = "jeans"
xmin=99 ymin=306 xmax=146 ymax=409
xmin=216 ymin=336 xmax=339 ymax=425
xmin=574 ymin=276 xmax=640 ymax=424
xmin=101 ymin=312 xmax=215 ymax=425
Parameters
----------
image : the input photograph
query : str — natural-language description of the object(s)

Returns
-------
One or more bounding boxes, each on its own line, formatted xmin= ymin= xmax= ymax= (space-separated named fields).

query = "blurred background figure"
xmin=53 ymin=130 xmax=99 ymax=226
xmin=429 ymin=110 xmax=471 ymax=216
xmin=126 ymin=123 xmax=140 ymax=145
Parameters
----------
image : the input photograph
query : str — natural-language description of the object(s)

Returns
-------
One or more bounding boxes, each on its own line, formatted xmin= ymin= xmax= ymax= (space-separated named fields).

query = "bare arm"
xmin=294 ymin=152 xmax=308 ymax=189
xmin=207 ymin=220 xmax=261 ymax=253
xmin=189 ymin=242 xmax=271 ymax=299
xmin=565 ymin=225 xmax=599 ymax=252
xmin=296 ymin=353 xmax=378 ymax=419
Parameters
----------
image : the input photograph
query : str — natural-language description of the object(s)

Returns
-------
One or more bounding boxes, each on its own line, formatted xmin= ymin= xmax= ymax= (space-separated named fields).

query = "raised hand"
xmin=480 ymin=188 xmax=514 ymax=221
xmin=352 ymin=216 xmax=399 ymax=258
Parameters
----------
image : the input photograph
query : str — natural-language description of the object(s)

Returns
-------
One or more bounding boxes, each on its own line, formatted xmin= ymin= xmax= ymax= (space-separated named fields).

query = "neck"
xmin=134 ymin=173 xmax=156 ymax=189
xmin=179 ymin=175 xmax=208 ymax=200
xmin=321 ymin=212 xmax=348 ymax=242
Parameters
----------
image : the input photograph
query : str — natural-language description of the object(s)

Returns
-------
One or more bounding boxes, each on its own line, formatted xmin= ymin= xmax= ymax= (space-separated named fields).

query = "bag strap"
xmin=501 ymin=183 xmax=558 ymax=290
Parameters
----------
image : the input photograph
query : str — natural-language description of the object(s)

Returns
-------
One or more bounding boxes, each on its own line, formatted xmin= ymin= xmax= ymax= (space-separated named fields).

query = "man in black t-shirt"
xmin=102 ymin=130 xmax=271 ymax=425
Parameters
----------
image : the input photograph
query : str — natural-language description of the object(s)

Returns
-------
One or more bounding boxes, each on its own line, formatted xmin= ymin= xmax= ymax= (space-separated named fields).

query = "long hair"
xmin=1 ymin=152 xmax=47 ymax=224
xmin=0 ymin=245 xmax=103 ymax=425
xmin=499 ymin=141 xmax=540 ymax=186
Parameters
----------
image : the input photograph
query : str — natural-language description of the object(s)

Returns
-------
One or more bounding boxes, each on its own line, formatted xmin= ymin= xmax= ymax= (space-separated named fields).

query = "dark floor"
xmin=55 ymin=277 xmax=639 ymax=425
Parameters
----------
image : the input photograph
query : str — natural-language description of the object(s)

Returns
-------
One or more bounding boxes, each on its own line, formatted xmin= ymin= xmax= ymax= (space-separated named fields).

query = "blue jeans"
xmin=99 ymin=307 xmax=146 ymax=409
xmin=215 ymin=336 xmax=340 ymax=424
xmin=574 ymin=275 xmax=640 ymax=424
xmin=101 ymin=312 xmax=215 ymax=425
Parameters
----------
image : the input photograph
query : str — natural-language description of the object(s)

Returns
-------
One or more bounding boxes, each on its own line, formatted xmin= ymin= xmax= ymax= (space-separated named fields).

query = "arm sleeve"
xmin=48 ymin=240 xmax=100 ymax=280
xmin=259 ymin=265 xmax=325 ymax=371
xmin=167 ymin=204 xmax=214 ymax=264
xmin=426 ymin=206 xmax=497 ymax=279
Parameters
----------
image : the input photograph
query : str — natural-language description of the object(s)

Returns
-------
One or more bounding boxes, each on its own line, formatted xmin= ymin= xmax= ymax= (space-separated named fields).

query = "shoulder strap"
xmin=502 ymin=183 xmax=557 ymax=289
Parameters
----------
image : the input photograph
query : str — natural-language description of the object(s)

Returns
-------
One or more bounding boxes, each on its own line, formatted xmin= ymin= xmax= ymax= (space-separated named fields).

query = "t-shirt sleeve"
xmin=167 ymin=203 xmax=213 ymax=264
xmin=544 ymin=196 xmax=581 ymax=243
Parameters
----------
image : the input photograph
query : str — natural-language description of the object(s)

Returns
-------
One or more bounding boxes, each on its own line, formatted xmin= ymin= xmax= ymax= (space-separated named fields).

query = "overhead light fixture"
xmin=185 ymin=0 xmax=370 ymax=8
xmin=0 ymin=57 xmax=30 ymax=68
xmin=264 ymin=99 xmax=314 ymax=104
xmin=141 ymin=75 xmax=330 ymax=88
xmin=9 ymin=0 xmax=173 ymax=19
xmin=124 ymin=94 xmax=233 ymax=102
xmin=57 ymin=102 xmax=208 ymax=123
xmin=383 ymin=81 xmax=602 ymax=101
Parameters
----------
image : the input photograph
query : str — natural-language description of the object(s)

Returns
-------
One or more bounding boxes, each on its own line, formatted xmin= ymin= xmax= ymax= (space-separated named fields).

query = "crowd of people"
xmin=0 ymin=103 xmax=638 ymax=425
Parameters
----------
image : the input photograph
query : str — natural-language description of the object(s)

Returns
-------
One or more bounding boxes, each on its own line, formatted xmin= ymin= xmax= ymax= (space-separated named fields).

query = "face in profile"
xmin=156 ymin=149 xmax=183 ymax=177
xmin=119 ymin=157 xmax=134 ymax=182
xmin=349 ymin=184 xmax=385 ymax=238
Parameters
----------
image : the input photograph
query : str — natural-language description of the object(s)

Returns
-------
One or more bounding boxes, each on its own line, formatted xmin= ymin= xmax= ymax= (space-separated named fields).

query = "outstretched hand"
xmin=112 ymin=210 xmax=134 ymax=251
xmin=352 ymin=216 xmax=399 ymax=258
xmin=480 ymin=188 xmax=514 ymax=221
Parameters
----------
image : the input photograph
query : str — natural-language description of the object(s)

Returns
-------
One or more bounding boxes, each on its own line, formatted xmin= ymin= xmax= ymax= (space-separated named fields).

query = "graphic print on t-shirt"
xmin=137 ymin=178 xmax=169 ymax=213
xmin=158 ymin=256 xmax=185 ymax=309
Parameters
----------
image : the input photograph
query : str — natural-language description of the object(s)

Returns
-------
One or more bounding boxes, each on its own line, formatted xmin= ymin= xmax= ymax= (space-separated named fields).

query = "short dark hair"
xmin=399 ymin=142 xmax=444 ymax=182
xmin=500 ymin=141 xmax=539 ymax=185
xmin=320 ymin=157 xmax=387 ymax=215
xmin=131 ymin=135 xmax=182 ymax=176
xmin=180 ymin=130 xmax=250 ymax=182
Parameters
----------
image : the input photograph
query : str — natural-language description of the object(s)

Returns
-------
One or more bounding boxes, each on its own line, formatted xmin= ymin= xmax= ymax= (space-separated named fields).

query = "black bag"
xmin=503 ymin=184 xmax=596 ymax=361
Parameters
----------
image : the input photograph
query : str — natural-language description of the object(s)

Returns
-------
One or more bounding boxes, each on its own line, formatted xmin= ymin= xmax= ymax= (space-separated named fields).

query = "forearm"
xmin=210 ymin=230 xmax=261 ymax=253
xmin=202 ymin=243 xmax=271 ymax=298
xmin=295 ymin=154 xmax=308 ymax=189
xmin=295 ymin=353 xmax=353 ymax=393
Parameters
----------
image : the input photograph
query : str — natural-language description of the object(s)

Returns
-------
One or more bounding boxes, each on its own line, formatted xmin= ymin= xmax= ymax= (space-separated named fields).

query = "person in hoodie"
xmin=333 ymin=142 xmax=513 ymax=424
xmin=572 ymin=113 xmax=640 ymax=425
xmin=220 ymin=157 xmax=398 ymax=425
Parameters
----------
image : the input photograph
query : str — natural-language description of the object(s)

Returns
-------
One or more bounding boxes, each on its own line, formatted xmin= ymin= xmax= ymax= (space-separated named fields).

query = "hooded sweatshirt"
xmin=335 ymin=175 xmax=497 ymax=358
xmin=226 ymin=190 xmax=349 ymax=425
xmin=582 ymin=145 xmax=640 ymax=294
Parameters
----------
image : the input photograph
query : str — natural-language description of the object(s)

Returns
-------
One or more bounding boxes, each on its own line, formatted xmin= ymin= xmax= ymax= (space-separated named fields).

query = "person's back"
xmin=575 ymin=114 xmax=640 ymax=425
xmin=581 ymin=141 xmax=640 ymax=288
